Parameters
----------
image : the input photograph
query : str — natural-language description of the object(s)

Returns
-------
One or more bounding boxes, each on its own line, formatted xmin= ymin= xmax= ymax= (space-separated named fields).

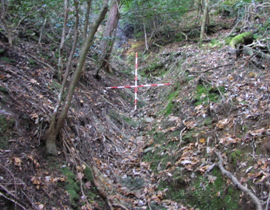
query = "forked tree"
xmin=45 ymin=0 xmax=109 ymax=156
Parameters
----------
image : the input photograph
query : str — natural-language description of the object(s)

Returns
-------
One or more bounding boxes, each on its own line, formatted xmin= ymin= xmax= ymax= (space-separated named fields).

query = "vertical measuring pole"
xmin=134 ymin=52 xmax=138 ymax=110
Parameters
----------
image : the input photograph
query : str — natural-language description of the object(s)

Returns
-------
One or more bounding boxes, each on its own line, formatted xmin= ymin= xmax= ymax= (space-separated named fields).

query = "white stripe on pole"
xmin=135 ymin=52 xmax=138 ymax=110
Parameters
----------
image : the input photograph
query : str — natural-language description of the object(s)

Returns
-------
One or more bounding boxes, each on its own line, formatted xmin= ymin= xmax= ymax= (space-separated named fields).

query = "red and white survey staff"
xmin=106 ymin=52 xmax=171 ymax=110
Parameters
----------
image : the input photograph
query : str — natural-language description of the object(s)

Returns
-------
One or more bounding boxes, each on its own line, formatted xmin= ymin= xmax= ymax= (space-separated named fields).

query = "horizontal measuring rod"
xmin=106 ymin=83 xmax=171 ymax=89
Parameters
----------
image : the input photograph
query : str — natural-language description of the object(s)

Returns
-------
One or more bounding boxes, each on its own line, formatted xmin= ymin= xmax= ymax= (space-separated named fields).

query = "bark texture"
xmin=97 ymin=0 xmax=120 ymax=76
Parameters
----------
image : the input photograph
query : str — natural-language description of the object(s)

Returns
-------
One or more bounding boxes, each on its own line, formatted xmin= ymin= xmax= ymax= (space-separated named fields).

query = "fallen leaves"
xmin=13 ymin=157 xmax=22 ymax=167
xmin=219 ymin=136 xmax=241 ymax=144
xmin=216 ymin=118 xmax=230 ymax=129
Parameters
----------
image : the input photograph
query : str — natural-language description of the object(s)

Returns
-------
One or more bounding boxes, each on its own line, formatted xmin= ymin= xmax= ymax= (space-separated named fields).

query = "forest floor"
xmin=0 ymin=22 xmax=270 ymax=210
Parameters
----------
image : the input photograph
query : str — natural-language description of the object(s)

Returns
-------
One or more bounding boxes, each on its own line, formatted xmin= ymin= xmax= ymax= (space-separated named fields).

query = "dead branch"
xmin=177 ymin=127 xmax=186 ymax=149
xmin=112 ymin=203 xmax=130 ymax=210
xmin=27 ymin=53 xmax=55 ymax=71
xmin=0 ymin=191 xmax=27 ymax=210
xmin=266 ymin=191 xmax=270 ymax=210
xmin=243 ymin=46 xmax=270 ymax=62
xmin=214 ymin=150 xmax=262 ymax=210
xmin=186 ymin=63 xmax=234 ymax=74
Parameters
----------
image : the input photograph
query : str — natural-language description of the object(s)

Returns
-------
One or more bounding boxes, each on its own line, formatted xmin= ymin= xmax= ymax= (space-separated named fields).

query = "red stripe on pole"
xmin=164 ymin=83 xmax=171 ymax=86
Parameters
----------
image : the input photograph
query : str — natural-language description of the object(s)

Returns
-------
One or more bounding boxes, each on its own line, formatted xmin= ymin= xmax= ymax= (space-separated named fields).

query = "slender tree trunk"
xmin=83 ymin=0 xmax=92 ymax=45
xmin=200 ymin=0 xmax=209 ymax=46
xmin=96 ymin=0 xmax=120 ymax=77
xmin=143 ymin=19 xmax=148 ymax=52
xmin=45 ymin=0 xmax=108 ymax=156
xmin=57 ymin=0 xmax=70 ymax=82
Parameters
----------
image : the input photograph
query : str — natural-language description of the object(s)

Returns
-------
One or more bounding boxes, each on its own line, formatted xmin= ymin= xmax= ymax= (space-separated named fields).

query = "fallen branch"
xmin=0 ymin=192 xmax=27 ymax=210
xmin=112 ymin=203 xmax=130 ymax=210
xmin=186 ymin=63 xmax=234 ymax=74
xmin=27 ymin=53 xmax=55 ymax=71
xmin=266 ymin=191 xmax=270 ymax=210
xmin=177 ymin=127 xmax=186 ymax=149
xmin=214 ymin=150 xmax=262 ymax=210
xmin=243 ymin=46 xmax=270 ymax=62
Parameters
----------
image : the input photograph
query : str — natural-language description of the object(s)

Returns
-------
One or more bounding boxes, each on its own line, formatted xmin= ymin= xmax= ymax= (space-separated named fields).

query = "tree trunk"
xmin=143 ymin=18 xmax=149 ymax=52
xmin=96 ymin=0 xmax=120 ymax=76
xmin=57 ymin=0 xmax=70 ymax=82
xmin=0 ymin=0 xmax=13 ymax=46
xmin=83 ymin=0 xmax=92 ymax=45
xmin=200 ymin=0 xmax=209 ymax=46
xmin=45 ymin=0 xmax=108 ymax=156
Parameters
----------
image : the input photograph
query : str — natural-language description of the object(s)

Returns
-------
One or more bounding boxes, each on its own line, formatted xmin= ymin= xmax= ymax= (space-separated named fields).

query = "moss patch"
xmin=159 ymin=167 xmax=240 ymax=209
xmin=193 ymin=84 xmax=225 ymax=106
xmin=188 ymin=168 xmax=240 ymax=209
xmin=60 ymin=166 xmax=80 ymax=209
xmin=229 ymin=31 xmax=254 ymax=48
xmin=160 ymin=87 xmax=180 ymax=117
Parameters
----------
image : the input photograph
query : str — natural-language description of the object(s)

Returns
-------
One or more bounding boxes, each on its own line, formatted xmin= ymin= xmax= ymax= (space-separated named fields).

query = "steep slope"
xmin=139 ymin=41 xmax=270 ymax=209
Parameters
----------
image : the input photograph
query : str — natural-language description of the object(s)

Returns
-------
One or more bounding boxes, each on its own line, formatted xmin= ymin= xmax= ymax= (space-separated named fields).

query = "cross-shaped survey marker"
xmin=106 ymin=52 xmax=171 ymax=110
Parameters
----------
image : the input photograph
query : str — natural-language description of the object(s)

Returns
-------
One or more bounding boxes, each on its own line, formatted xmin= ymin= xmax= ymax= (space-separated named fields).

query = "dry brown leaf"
xmin=85 ymin=181 xmax=91 ymax=189
xmin=184 ymin=120 xmax=197 ymax=129
xmin=219 ymin=136 xmax=241 ymax=144
xmin=13 ymin=157 xmax=22 ymax=167
xmin=249 ymin=128 xmax=266 ymax=136
xmin=199 ymin=138 xmax=206 ymax=144
xmin=216 ymin=118 xmax=229 ymax=129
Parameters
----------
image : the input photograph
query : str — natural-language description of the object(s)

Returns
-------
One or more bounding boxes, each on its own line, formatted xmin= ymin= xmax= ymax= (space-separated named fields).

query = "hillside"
xmin=1 ymin=12 xmax=270 ymax=210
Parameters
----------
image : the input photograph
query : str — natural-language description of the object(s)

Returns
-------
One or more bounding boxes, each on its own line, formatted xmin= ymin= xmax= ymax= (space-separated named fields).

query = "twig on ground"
xmin=0 ymin=191 xmax=27 ymax=210
xmin=112 ymin=203 xmax=130 ymax=210
xmin=148 ymin=201 xmax=153 ymax=210
xmin=177 ymin=127 xmax=186 ymax=149
xmin=102 ymin=95 xmax=119 ymax=110
xmin=266 ymin=191 xmax=270 ymax=210
xmin=214 ymin=150 xmax=262 ymax=210
xmin=186 ymin=63 xmax=234 ymax=74
xmin=26 ymin=53 xmax=55 ymax=71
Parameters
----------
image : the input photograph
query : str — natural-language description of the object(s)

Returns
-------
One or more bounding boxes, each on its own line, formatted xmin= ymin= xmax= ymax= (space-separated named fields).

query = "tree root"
xmin=214 ymin=150 xmax=262 ymax=210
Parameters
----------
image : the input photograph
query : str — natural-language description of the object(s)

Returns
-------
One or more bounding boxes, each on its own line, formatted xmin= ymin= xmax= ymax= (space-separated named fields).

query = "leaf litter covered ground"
xmin=0 ymin=31 xmax=270 ymax=210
